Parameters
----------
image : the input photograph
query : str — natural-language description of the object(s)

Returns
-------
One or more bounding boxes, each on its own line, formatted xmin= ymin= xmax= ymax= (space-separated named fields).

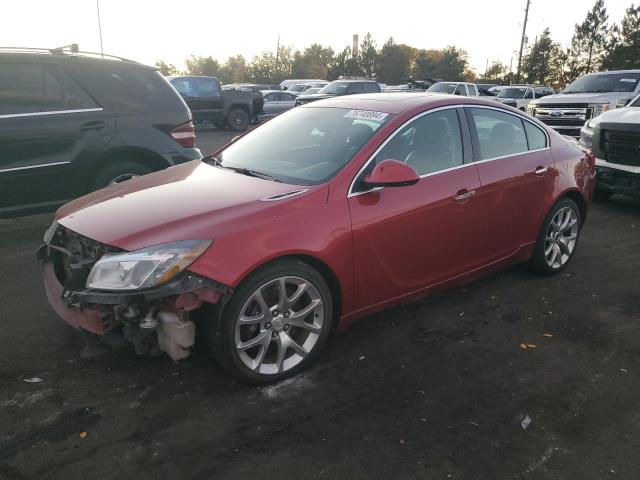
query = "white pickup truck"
xmin=579 ymin=94 xmax=640 ymax=200
xmin=528 ymin=70 xmax=640 ymax=138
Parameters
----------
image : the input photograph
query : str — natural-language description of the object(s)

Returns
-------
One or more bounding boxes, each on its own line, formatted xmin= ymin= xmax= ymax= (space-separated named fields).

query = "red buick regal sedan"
xmin=39 ymin=93 xmax=596 ymax=383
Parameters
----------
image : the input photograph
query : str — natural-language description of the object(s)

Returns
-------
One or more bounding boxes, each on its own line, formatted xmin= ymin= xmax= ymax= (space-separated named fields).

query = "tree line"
xmin=156 ymin=1 xmax=640 ymax=88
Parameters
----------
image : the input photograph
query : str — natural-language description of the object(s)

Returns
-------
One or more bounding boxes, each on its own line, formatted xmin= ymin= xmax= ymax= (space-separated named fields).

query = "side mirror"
xmin=363 ymin=159 xmax=420 ymax=188
xmin=617 ymin=98 xmax=631 ymax=108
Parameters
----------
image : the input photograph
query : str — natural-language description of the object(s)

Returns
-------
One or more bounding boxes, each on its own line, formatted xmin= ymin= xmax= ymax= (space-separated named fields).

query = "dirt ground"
xmin=1 ymin=157 xmax=639 ymax=479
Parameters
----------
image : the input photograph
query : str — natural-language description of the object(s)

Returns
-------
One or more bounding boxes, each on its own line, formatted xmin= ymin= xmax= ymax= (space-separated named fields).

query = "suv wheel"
xmin=227 ymin=108 xmax=250 ymax=132
xmin=92 ymin=161 xmax=153 ymax=191
xmin=209 ymin=259 xmax=333 ymax=384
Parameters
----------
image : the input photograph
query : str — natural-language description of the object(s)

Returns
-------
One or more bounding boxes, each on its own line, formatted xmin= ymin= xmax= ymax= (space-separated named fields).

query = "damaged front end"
xmin=38 ymin=222 xmax=228 ymax=360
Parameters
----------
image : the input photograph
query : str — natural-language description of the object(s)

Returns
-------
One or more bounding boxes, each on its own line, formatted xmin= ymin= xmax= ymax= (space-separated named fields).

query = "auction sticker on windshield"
xmin=344 ymin=110 xmax=389 ymax=121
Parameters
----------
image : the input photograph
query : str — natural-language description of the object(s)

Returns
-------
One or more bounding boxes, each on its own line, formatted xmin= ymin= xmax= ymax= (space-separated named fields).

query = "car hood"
xmin=589 ymin=106 xmax=640 ymax=128
xmin=531 ymin=92 xmax=617 ymax=105
xmin=56 ymin=161 xmax=323 ymax=251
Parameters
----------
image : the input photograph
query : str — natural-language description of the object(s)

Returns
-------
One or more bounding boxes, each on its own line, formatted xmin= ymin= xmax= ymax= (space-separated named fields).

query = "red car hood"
xmin=57 ymin=161 xmax=321 ymax=250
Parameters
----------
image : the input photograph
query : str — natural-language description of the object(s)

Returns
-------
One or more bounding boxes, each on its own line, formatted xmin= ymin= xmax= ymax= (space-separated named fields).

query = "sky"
xmin=0 ymin=0 xmax=633 ymax=74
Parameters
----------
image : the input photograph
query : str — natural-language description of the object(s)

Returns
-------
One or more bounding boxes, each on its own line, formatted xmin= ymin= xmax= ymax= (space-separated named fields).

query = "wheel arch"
xmin=559 ymin=188 xmax=587 ymax=225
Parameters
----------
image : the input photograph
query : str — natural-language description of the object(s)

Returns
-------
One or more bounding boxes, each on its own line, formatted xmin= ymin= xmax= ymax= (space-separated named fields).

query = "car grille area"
xmin=49 ymin=225 xmax=123 ymax=291
xmin=533 ymin=103 xmax=593 ymax=136
xmin=601 ymin=129 xmax=640 ymax=167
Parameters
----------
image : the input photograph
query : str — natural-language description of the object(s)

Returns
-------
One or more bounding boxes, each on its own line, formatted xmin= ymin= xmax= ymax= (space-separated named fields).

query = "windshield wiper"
xmin=225 ymin=166 xmax=281 ymax=182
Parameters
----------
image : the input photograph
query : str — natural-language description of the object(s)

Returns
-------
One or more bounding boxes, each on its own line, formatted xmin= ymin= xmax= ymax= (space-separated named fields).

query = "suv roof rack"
xmin=0 ymin=44 xmax=138 ymax=63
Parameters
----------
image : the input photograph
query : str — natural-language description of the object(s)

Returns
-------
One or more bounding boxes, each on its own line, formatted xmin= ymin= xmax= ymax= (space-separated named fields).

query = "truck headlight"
xmin=86 ymin=240 xmax=211 ymax=291
xmin=527 ymin=103 xmax=536 ymax=114
xmin=591 ymin=103 xmax=610 ymax=117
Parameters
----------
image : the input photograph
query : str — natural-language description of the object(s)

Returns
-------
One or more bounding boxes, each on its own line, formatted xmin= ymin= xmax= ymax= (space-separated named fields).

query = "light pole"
xmin=516 ymin=0 xmax=531 ymax=84
xmin=96 ymin=0 xmax=104 ymax=58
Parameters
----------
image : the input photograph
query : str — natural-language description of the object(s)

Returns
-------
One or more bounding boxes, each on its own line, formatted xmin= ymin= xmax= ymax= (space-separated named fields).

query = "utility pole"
xmin=275 ymin=34 xmax=280 ymax=82
xmin=96 ymin=0 xmax=104 ymax=58
xmin=515 ymin=0 xmax=530 ymax=83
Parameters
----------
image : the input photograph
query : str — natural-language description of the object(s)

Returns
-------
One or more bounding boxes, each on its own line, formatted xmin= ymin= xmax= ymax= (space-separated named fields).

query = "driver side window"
xmin=370 ymin=109 xmax=464 ymax=177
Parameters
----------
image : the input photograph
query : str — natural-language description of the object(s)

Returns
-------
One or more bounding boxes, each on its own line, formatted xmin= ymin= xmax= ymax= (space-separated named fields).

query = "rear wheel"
xmin=92 ymin=161 xmax=153 ymax=191
xmin=227 ymin=108 xmax=250 ymax=132
xmin=211 ymin=259 xmax=333 ymax=384
xmin=530 ymin=198 xmax=581 ymax=275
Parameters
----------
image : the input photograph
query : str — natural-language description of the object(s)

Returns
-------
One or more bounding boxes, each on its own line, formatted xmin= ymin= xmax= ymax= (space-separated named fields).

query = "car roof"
xmin=331 ymin=79 xmax=378 ymax=83
xmin=0 ymin=51 xmax=155 ymax=70
xmin=585 ymin=70 xmax=640 ymax=75
xmin=261 ymin=89 xmax=294 ymax=94
xmin=303 ymin=92 xmax=499 ymax=115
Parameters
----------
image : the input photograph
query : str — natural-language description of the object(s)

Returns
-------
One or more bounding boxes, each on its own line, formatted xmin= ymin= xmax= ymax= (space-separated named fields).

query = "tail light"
xmin=170 ymin=121 xmax=196 ymax=148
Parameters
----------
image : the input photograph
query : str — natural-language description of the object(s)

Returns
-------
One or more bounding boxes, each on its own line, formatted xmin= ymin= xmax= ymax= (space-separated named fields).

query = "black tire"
xmin=593 ymin=188 xmax=613 ymax=202
xmin=226 ymin=108 xmax=250 ymax=132
xmin=530 ymin=198 xmax=582 ymax=276
xmin=208 ymin=259 xmax=333 ymax=385
xmin=92 ymin=160 xmax=153 ymax=191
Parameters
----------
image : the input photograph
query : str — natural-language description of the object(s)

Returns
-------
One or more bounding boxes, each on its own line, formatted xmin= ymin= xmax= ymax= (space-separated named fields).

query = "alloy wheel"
xmin=544 ymin=206 xmax=579 ymax=269
xmin=234 ymin=276 xmax=325 ymax=375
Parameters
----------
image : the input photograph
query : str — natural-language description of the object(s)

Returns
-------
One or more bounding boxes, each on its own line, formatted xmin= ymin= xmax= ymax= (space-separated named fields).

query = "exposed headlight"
xmin=86 ymin=240 xmax=211 ymax=291
xmin=591 ymin=103 xmax=610 ymax=117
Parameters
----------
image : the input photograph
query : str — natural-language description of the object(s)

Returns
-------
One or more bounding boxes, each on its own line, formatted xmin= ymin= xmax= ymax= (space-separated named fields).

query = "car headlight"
xmin=86 ymin=240 xmax=211 ymax=291
xmin=527 ymin=103 xmax=536 ymax=114
xmin=43 ymin=220 xmax=59 ymax=244
xmin=591 ymin=103 xmax=610 ymax=117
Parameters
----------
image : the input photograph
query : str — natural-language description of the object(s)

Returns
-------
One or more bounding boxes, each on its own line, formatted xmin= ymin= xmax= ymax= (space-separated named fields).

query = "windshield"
xmin=427 ymin=83 xmax=457 ymax=94
xmin=215 ymin=107 xmax=394 ymax=185
xmin=318 ymin=82 xmax=350 ymax=95
xmin=288 ymin=84 xmax=306 ymax=92
xmin=630 ymin=95 xmax=640 ymax=107
xmin=563 ymin=73 xmax=640 ymax=93
xmin=498 ymin=87 xmax=526 ymax=99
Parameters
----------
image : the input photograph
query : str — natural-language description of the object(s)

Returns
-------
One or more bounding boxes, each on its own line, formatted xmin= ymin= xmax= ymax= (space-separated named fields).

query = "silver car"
xmin=258 ymin=90 xmax=298 ymax=120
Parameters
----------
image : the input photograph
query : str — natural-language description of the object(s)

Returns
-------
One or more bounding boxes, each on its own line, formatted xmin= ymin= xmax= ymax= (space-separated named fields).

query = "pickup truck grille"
xmin=601 ymin=129 xmax=640 ymax=167
xmin=532 ymin=103 xmax=593 ymax=137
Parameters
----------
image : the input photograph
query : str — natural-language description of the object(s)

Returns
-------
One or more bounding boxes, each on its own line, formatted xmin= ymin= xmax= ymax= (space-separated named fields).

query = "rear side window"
xmin=524 ymin=121 xmax=547 ymax=150
xmin=348 ymin=83 xmax=366 ymax=94
xmin=454 ymin=84 xmax=466 ymax=96
xmin=192 ymin=77 xmax=221 ymax=97
xmin=0 ymin=63 xmax=97 ymax=115
xmin=73 ymin=65 xmax=184 ymax=112
xmin=468 ymin=108 xmax=528 ymax=159
xmin=468 ymin=85 xmax=478 ymax=96
xmin=363 ymin=82 xmax=380 ymax=93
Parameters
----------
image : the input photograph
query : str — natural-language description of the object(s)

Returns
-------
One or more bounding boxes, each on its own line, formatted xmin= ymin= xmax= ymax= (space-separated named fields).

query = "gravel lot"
xmin=1 ymin=130 xmax=639 ymax=479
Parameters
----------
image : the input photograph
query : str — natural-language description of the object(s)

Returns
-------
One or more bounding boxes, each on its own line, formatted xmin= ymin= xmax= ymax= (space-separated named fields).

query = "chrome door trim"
xmin=0 ymin=161 xmax=71 ymax=173
xmin=347 ymin=103 xmax=551 ymax=198
xmin=0 ymin=107 xmax=103 ymax=120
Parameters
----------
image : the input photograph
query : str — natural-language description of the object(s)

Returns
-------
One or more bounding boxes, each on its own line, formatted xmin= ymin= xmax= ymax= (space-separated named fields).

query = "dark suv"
xmin=295 ymin=79 xmax=382 ymax=106
xmin=0 ymin=48 xmax=201 ymax=217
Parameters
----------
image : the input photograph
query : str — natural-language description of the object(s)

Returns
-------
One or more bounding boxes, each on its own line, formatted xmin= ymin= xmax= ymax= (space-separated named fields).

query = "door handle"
xmin=80 ymin=120 xmax=105 ymax=131
xmin=534 ymin=166 xmax=549 ymax=176
xmin=453 ymin=189 xmax=476 ymax=203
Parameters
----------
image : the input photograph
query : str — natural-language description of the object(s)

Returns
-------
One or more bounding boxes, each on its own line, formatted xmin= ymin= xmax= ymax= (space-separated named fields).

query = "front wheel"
xmin=211 ymin=260 xmax=333 ymax=384
xmin=530 ymin=198 xmax=581 ymax=275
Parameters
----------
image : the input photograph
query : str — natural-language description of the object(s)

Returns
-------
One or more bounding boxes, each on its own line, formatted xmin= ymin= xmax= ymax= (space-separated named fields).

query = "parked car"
xmin=0 ymin=47 xmax=201 ymax=218
xmin=39 ymin=93 xmax=595 ymax=384
xmin=476 ymin=83 xmax=501 ymax=96
xmin=579 ymin=93 xmax=640 ymax=200
xmin=258 ymin=90 xmax=298 ymax=120
xmin=495 ymin=85 xmax=555 ymax=111
xmin=528 ymin=70 xmax=640 ymax=137
xmin=227 ymin=83 xmax=281 ymax=92
xmin=168 ymin=76 xmax=263 ymax=131
xmin=427 ymin=81 xmax=479 ymax=96
xmin=287 ymin=82 xmax=329 ymax=94
xmin=280 ymin=79 xmax=327 ymax=91
xmin=301 ymin=87 xmax=322 ymax=95
xmin=295 ymin=79 xmax=382 ymax=105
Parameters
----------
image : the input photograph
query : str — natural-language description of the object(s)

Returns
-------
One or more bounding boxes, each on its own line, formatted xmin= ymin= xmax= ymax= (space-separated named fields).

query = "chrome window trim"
xmin=0 ymin=161 xmax=71 ymax=174
xmin=0 ymin=107 xmax=103 ymax=120
xmin=347 ymin=103 xmax=550 ymax=198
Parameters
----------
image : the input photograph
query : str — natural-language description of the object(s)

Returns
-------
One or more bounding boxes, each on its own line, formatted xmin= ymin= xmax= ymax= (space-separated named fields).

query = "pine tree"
xmin=602 ymin=4 xmax=640 ymax=70
xmin=566 ymin=0 xmax=609 ymax=79
xmin=358 ymin=33 xmax=378 ymax=79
